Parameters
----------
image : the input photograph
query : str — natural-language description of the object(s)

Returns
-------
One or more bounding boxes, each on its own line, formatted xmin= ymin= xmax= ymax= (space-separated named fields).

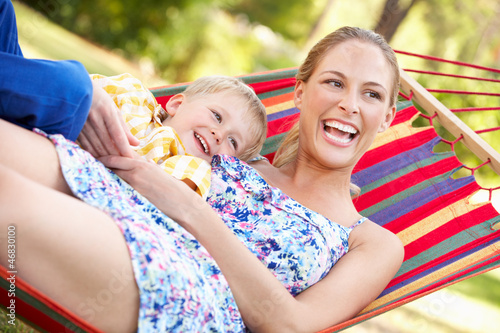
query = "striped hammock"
xmin=1 ymin=61 xmax=499 ymax=332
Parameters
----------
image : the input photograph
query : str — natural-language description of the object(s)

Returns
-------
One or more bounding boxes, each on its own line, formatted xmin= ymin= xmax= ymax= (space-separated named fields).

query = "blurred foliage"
xmin=18 ymin=0 xmax=317 ymax=82
xmin=17 ymin=0 xmax=500 ymax=187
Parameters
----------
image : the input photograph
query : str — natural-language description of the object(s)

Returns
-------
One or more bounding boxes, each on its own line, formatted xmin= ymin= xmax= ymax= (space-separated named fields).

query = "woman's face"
xmin=294 ymin=39 xmax=396 ymax=171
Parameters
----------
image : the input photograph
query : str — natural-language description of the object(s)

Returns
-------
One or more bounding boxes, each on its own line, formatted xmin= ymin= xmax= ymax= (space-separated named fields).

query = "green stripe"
xmin=396 ymin=216 xmax=500 ymax=277
xmin=360 ymin=152 xmax=454 ymax=195
xmin=260 ymin=133 xmax=287 ymax=156
xmin=400 ymin=253 xmax=500 ymax=299
xmin=359 ymin=164 xmax=458 ymax=217
xmin=0 ymin=278 xmax=88 ymax=332
xmin=151 ymin=85 xmax=188 ymax=97
xmin=150 ymin=69 xmax=298 ymax=98
xmin=257 ymin=86 xmax=295 ymax=100
xmin=396 ymin=99 xmax=414 ymax=111
xmin=239 ymin=69 xmax=298 ymax=84
xmin=361 ymin=253 xmax=500 ymax=320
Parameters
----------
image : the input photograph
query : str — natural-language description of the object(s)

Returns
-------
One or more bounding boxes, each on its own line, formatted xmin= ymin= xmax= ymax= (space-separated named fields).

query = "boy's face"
xmin=163 ymin=91 xmax=254 ymax=162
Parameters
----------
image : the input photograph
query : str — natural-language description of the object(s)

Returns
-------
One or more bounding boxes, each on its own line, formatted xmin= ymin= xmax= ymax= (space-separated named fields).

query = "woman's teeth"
xmin=194 ymin=133 xmax=209 ymax=154
xmin=324 ymin=121 xmax=358 ymax=144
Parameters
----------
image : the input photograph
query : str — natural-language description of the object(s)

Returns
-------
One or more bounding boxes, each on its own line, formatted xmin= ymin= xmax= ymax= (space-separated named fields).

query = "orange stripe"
xmin=261 ymin=92 xmax=295 ymax=108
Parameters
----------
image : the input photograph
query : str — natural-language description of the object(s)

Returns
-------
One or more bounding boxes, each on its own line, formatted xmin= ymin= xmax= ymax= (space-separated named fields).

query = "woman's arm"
xmin=101 ymin=156 xmax=404 ymax=332
xmin=78 ymin=81 xmax=139 ymax=158
xmin=291 ymin=222 xmax=404 ymax=331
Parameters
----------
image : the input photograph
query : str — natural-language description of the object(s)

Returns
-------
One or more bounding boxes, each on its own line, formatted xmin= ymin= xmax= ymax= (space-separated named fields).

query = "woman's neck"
xmin=259 ymin=158 xmax=361 ymax=226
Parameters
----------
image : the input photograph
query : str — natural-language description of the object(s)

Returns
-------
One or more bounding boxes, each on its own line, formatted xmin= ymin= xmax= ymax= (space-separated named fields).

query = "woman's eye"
xmin=229 ymin=137 xmax=238 ymax=150
xmin=327 ymin=80 xmax=342 ymax=88
xmin=211 ymin=110 xmax=222 ymax=123
xmin=366 ymin=91 xmax=381 ymax=100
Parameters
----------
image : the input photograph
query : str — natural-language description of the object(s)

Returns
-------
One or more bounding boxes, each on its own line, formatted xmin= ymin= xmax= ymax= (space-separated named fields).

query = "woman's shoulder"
xmin=351 ymin=219 xmax=404 ymax=265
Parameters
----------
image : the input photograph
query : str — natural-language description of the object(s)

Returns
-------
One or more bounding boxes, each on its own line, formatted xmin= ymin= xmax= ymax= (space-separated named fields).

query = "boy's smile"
xmin=162 ymin=91 xmax=254 ymax=162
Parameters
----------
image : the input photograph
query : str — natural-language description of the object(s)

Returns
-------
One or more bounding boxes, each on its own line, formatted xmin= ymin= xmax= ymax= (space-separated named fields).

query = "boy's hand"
xmin=78 ymin=83 xmax=139 ymax=158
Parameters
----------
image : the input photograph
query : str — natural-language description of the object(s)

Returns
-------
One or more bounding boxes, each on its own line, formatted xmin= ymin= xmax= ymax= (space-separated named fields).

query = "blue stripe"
xmin=362 ymin=172 xmax=476 ymax=225
xmin=352 ymin=137 xmax=444 ymax=188
xmin=379 ymin=230 xmax=500 ymax=298
xmin=267 ymin=107 xmax=299 ymax=122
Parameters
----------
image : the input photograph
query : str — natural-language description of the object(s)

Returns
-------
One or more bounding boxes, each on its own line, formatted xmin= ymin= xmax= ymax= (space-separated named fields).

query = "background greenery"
xmin=2 ymin=0 xmax=500 ymax=332
xmin=15 ymin=0 xmax=500 ymax=191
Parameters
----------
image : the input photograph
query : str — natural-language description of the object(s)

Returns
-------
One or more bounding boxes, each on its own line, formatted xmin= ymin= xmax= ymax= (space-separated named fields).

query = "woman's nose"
xmin=339 ymin=91 xmax=359 ymax=115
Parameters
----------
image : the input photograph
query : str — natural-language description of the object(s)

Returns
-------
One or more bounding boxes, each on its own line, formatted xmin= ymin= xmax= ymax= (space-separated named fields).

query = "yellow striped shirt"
xmin=90 ymin=73 xmax=211 ymax=198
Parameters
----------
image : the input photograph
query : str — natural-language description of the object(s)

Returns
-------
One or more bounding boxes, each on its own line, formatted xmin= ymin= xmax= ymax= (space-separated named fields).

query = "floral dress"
xmin=40 ymin=131 xmax=365 ymax=332
xmin=208 ymin=155 xmax=366 ymax=296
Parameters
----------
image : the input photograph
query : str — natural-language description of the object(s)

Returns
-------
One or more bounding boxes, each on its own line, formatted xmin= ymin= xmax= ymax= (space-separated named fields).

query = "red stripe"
xmin=355 ymin=129 xmax=437 ymax=171
xmin=391 ymin=105 xmax=419 ymax=126
xmin=1 ymin=288 xmax=67 ymax=333
xmin=402 ymin=203 xmax=495 ymax=261
xmin=387 ymin=224 xmax=500 ymax=289
xmin=267 ymin=113 xmax=299 ymax=138
xmin=354 ymin=156 xmax=462 ymax=212
xmin=249 ymin=77 xmax=296 ymax=95
xmin=154 ymin=78 xmax=296 ymax=110
xmin=405 ymin=252 xmax=500 ymax=297
xmin=385 ymin=181 xmax=481 ymax=234
xmin=263 ymin=152 xmax=276 ymax=163
xmin=155 ymin=95 xmax=171 ymax=109
xmin=261 ymin=92 xmax=295 ymax=107
xmin=0 ymin=266 xmax=102 ymax=333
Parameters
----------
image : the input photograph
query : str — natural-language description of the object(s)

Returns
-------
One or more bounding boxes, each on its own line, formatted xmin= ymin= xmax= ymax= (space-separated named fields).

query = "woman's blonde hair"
xmin=272 ymin=27 xmax=400 ymax=195
xmin=183 ymin=75 xmax=267 ymax=161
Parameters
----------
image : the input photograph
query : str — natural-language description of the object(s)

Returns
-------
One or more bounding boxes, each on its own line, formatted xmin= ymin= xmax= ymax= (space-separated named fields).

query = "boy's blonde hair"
xmin=183 ymin=75 xmax=267 ymax=161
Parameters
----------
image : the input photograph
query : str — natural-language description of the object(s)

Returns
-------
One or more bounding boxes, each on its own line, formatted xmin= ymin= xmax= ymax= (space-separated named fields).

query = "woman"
xmin=0 ymin=27 xmax=403 ymax=332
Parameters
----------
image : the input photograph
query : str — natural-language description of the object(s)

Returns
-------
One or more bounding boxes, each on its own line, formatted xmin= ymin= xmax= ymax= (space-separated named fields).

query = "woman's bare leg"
xmin=0 ymin=118 xmax=72 ymax=194
xmin=0 ymin=164 xmax=139 ymax=332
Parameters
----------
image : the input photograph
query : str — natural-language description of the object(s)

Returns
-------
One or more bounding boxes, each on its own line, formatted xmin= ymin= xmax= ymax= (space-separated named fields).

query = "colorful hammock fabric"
xmin=1 ymin=67 xmax=499 ymax=333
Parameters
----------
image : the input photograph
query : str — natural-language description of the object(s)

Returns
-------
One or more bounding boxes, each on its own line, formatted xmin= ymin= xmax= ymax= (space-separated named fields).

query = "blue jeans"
xmin=0 ymin=0 xmax=92 ymax=141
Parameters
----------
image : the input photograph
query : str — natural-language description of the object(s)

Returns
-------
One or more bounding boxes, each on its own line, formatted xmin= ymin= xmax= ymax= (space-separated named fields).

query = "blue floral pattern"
xmin=208 ymin=155 xmax=366 ymax=296
xmin=39 ymin=131 xmax=243 ymax=333
xmin=39 ymin=131 xmax=365 ymax=332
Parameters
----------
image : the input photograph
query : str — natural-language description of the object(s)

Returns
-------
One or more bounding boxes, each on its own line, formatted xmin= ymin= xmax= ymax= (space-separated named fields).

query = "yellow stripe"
xmin=265 ymin=100 xmax=296 ymax=115
xmin=360 ymin=245 xmax=500 ymax=313
xmin=397 ymin=198 xmax=486 ymax=245
xmin=369 ymin=121 xmax=430 ymax=151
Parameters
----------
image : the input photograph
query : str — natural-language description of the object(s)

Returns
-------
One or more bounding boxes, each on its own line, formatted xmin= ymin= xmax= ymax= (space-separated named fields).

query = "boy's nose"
xmin=211 ymin=129 xmax=222 ymax=144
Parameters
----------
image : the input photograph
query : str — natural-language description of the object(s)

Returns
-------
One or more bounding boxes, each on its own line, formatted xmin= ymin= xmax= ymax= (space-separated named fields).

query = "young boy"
xmin=90 ymin=73 xmax=267 ymax=198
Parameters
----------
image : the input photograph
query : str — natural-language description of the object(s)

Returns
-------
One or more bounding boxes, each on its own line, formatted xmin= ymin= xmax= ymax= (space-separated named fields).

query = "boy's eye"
xmin=229 ymin=137 xmax=238 ymax=150
xmin=211 ymin=110 xmax=222 ymax=123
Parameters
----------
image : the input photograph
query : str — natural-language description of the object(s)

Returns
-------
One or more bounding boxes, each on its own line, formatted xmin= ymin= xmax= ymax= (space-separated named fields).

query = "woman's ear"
xmin=165 ymin=94 xmax=185 ymax=117
xmin=378 ymin=105 xmax=396 ymax=133
xmin=294 ymin=80 xmax=304 ymax=110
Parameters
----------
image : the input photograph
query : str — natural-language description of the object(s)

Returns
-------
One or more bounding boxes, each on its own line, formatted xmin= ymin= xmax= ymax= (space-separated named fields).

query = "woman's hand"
xmin=98 ymin=155 xmax=208 ymax=225
xmin=78 ymin=82 xmax=139 ymax=158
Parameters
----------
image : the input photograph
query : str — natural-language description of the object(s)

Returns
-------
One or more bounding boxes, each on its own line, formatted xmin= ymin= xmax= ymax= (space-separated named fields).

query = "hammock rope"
xmin=396 ymin=51 xmax=500 ymax=190
xmin=395 ymin=49 xmax=500 ymax=75
xmin=395 ymin=49 xmax=500 ymax=137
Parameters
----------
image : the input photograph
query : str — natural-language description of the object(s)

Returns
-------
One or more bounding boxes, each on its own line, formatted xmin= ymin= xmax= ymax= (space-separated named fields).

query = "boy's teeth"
xmin=324 ymin=121 xmax=358 ymax=134
xmin=195 ymin=133 xmax=209 ymax=153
